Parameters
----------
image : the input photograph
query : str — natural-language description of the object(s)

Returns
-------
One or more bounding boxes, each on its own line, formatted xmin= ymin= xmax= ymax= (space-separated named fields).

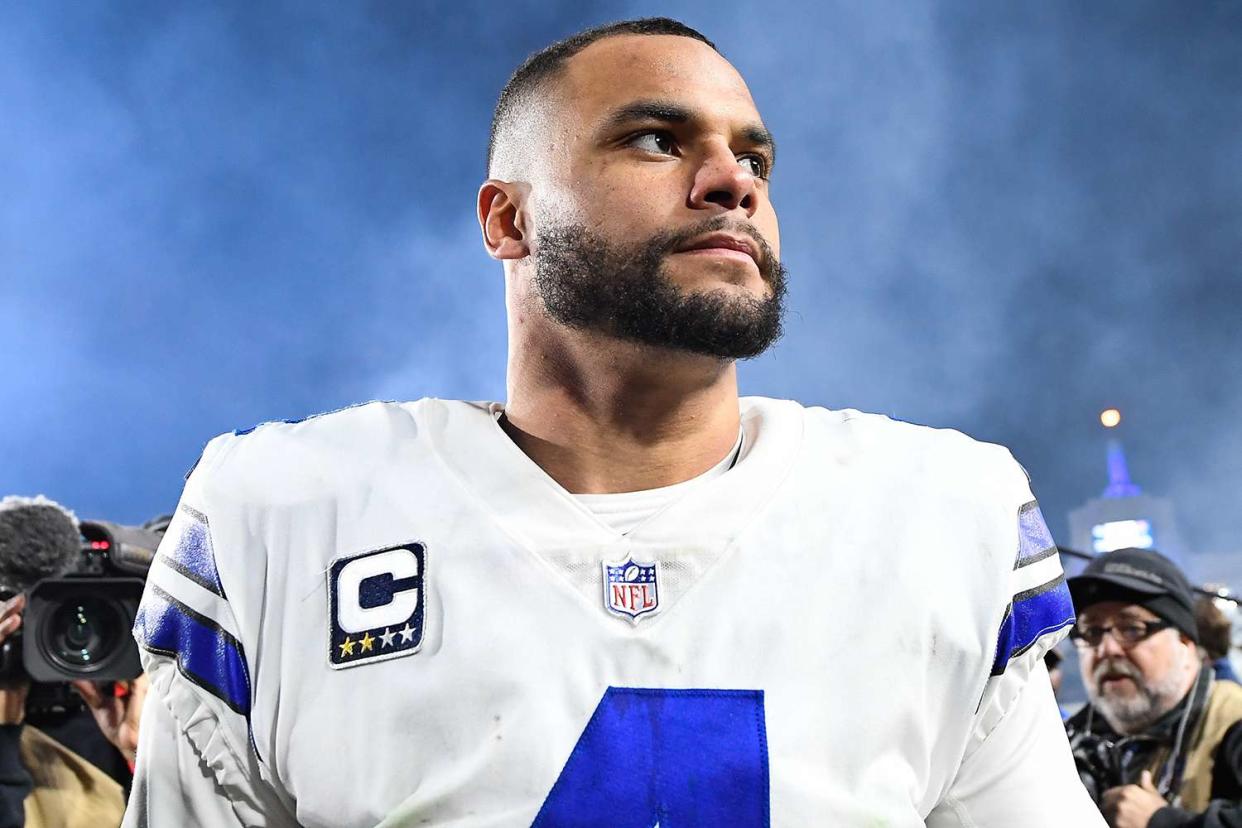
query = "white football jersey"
xmin=122 ymin=397 xmax=1104 ymax=827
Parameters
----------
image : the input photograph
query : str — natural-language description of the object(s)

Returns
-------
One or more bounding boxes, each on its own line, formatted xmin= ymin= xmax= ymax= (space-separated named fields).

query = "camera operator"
xmin=0 ymin=497 xmax=157 ymax=828
xmin=0 ymin=591 xmax=148 ymax=828
xmin=1066 ymin=548 xmax=1242 ymax=828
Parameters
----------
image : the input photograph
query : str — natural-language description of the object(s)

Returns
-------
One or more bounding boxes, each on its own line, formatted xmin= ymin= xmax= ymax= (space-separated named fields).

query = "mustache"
xmin=658 ymin=216 xmax=779 ymax=272
xmin=1093 ymin=658 xmax=1143 ymax=684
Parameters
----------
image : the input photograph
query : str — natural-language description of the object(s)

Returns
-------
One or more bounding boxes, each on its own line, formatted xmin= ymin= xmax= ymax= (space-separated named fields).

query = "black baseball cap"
xmin=1067 ymin=547 xmax=1198 ymax=643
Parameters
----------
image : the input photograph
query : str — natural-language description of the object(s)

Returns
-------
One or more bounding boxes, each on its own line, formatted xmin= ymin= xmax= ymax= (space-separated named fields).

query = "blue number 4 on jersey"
xmin=533 ymin=687 xmax=770 ymax=828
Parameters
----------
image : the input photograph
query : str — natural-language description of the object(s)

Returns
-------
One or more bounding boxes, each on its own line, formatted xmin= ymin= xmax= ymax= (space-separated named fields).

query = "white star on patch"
xmin=378 ymin=627 xmax=397 ymax=648
xmin=397 ymin=623 xmax=416 ymax=643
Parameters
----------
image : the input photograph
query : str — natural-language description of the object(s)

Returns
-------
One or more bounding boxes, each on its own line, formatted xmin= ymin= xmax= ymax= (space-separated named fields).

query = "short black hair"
xmin=487 ymin=17 xmax=717 ymax=175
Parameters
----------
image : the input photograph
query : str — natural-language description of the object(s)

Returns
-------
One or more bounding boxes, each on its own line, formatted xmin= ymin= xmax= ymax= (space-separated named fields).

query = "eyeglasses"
xmin=1069 ymin=619 xmax=1174 ymax=649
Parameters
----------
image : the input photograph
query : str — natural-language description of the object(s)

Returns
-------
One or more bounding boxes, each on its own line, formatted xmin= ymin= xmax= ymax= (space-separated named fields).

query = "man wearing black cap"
xmin=1067 ymin=548 xmax=1242 ymax=828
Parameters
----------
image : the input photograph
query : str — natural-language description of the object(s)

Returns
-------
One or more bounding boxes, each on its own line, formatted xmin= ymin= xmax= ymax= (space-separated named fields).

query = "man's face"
xmin=1076 ymin=601 xmax=1195 ymax=733
xmin=521 ymin=35 xmax=784 ymax=358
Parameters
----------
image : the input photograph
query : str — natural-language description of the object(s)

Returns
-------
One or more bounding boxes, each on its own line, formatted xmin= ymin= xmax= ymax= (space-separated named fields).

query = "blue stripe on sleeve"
xmin=160 ymin=506 xmax=226 ymax=596
xmin=1016 ymin=501 xmax=1057 ymax=567
xmin=991 ymin=576 xmax=1075 ymax=675
xmin=133 ymin=585 xmax=251 ymax=716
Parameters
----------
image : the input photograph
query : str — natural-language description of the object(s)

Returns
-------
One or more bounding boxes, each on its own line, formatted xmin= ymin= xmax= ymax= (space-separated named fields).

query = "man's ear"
xmin=478 ymin=180 xmax=530 ymax=261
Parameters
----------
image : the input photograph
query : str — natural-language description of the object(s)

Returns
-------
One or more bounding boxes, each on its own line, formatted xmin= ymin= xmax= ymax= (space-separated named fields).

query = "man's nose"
xmin=688 ymin=142 xmax=758 ymax=216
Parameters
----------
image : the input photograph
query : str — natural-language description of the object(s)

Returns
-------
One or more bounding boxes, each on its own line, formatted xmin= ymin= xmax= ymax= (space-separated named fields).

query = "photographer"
xmin=1067 ymin=548 xmax=1242 ymax=828
xmin=0 ymin=591 xmax=146 ymax=828
xmin=0 ymin=497 xmax=156 ymax=828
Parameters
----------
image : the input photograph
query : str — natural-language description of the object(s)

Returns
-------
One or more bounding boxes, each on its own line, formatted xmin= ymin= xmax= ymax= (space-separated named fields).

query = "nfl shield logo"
xmin=603 ymin=555 xmax=660 ymax=622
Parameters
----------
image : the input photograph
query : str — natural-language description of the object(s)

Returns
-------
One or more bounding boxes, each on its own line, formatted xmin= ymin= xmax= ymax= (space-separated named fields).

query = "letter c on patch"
xmin=336 ymin=548 xmax=420 ymax=633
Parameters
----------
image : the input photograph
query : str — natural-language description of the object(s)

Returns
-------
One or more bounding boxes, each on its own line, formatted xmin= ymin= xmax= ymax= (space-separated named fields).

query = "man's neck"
xmin=502 ymin=333 xmax=742 ymax=495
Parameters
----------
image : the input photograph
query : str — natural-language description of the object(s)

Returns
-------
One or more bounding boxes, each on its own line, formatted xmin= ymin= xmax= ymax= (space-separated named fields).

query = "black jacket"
xmin=0 ymin=725 xmax=31 ymax=828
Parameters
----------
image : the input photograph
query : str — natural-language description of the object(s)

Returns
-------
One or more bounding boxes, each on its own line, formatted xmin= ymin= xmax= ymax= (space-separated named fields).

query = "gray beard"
xmin=1087 ymin=653 xmax=1192 ymax=734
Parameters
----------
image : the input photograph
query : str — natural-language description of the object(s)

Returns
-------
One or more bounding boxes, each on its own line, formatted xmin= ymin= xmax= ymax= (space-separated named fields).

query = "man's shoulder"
xmin=753 ymin=397 xmax=1024 ymax=490
xmin=1207 ymin=678 xmax=1242 ymax=721
xmin=232 ymin=397 xmax=472 ymax=439
xmin=20 ymin=725 xmax=126 ymax=818
xmin=203 ymin=398 xmax=426 ymax=466
xmin=189 ymin=398 xmax=485 ymax=503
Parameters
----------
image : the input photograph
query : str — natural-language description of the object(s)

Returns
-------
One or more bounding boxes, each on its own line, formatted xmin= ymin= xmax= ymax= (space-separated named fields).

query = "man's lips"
xmin=673 ymin=233 xmax=762 ymax=267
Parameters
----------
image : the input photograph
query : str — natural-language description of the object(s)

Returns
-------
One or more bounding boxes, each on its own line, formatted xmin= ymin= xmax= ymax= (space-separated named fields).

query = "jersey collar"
xmin=425 ymin=396 xmax=805 ymax=552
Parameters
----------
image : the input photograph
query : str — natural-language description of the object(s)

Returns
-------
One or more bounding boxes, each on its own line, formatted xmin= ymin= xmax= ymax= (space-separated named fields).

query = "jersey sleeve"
xmin=125 ymin=435 xmax=296 ymax=827
xmin=973 ymin=470 xmax=1076 ymax=747
xmin=124 ymin=686 xmax=276 ymax=828
xmin=990 ymin=497 xmax=1076 ymax=677
xmin=925 ymin=660 xmax=1105 ymax=827
xmin=929 ymin=457 xmax=1099 ymax=825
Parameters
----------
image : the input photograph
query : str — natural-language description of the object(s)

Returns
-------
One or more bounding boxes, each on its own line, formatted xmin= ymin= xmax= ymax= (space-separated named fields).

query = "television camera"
xmin=0 ymin=497 xmax=164 ymax=716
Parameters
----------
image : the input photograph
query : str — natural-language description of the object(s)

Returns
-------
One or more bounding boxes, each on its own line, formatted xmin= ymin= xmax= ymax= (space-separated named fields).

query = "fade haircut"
xmin=487 ymin=18 xmax=717 ymax=177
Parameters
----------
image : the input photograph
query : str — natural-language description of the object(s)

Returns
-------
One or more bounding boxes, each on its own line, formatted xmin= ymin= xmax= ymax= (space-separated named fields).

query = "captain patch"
xmin=328 ymin=542 xmax=426 ymax=669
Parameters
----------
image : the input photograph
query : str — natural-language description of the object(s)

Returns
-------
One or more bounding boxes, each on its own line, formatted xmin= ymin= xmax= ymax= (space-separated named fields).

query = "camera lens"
xmin=41 ymin=596 xmax=126 ymax=673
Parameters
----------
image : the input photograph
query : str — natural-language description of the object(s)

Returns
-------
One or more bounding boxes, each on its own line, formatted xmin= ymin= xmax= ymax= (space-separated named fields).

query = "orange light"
xmin=1100 ymin=409 xmax=1121 ymax=428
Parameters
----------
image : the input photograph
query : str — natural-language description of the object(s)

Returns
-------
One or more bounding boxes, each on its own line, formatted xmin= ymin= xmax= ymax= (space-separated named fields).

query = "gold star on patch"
xmin=339 ymin=637 xmax=355 ymax=657
xmin=359 ymin=632 xmax=375 ymax=653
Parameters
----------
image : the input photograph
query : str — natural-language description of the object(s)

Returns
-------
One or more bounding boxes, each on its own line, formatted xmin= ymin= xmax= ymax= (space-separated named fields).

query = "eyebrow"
xmin=596 ymin=98 xmax=777 ymax=167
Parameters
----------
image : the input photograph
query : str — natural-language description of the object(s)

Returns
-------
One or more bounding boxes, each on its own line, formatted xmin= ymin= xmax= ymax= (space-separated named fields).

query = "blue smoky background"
xmin=2 ymin=2 xmax=1239 ymax=588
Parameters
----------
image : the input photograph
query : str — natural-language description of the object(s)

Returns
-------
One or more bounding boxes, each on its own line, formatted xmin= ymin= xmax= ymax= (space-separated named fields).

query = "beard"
xmin=530 ymin=216 xmax=787 ymax=360
xmin=1086 ymin=652 xmax=1191 ymax=734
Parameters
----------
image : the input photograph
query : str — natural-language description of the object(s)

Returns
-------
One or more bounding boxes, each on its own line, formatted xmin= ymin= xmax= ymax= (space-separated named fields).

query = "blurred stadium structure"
xmin=1068 ymin=409 xmax=1189 ymax=571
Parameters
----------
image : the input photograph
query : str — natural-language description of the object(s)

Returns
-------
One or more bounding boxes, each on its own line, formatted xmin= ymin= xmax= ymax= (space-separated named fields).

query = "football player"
xmin=123 ymin=18 xmax=1104 ymax=827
